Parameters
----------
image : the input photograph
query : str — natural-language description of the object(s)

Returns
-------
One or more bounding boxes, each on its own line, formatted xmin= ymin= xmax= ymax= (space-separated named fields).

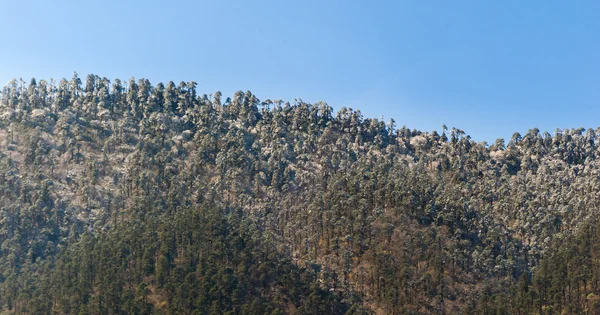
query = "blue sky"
xmin=1 ymin=0 xmax=599 ymax=143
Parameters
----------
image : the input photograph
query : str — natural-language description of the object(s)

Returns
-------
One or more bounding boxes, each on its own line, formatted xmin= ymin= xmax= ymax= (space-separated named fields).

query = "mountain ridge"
xmin=0 ymin=74 xmax=599 ymax=313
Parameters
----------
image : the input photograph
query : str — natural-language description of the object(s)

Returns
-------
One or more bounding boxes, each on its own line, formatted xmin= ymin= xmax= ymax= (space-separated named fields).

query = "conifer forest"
xmin=1 ymin=74 xmax=600 ymax=314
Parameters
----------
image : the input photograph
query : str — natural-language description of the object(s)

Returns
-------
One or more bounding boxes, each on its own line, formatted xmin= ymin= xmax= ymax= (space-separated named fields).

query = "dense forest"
xmin=0 ymin=74 xmax=599 ymax=314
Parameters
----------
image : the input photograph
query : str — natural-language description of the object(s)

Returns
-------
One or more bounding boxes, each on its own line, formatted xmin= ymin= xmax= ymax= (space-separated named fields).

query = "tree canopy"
xmin=0 ymin=75 xmax=598 ymax=314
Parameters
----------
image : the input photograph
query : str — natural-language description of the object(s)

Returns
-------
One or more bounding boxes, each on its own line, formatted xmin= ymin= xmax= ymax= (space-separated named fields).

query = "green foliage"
xmin=1 ymin=75 xmax=600 ymax=313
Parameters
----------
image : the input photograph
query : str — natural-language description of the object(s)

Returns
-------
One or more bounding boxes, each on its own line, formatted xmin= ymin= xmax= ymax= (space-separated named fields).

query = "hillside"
xmin=1 ymin=74 xmax=599 ymax=314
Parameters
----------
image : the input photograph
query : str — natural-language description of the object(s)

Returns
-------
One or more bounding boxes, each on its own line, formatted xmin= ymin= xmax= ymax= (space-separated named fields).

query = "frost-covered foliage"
xmin=0 ymin=75 xmax=599 ymax=313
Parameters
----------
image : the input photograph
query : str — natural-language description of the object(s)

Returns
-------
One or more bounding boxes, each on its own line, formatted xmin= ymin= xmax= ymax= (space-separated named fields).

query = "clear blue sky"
xmin=1 ymin=0 xmax=599 ymax=143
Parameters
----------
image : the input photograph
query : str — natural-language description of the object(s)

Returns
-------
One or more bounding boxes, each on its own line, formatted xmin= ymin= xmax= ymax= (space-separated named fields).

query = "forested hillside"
xmin=1 ymin=74 xmax=599 ymax=314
